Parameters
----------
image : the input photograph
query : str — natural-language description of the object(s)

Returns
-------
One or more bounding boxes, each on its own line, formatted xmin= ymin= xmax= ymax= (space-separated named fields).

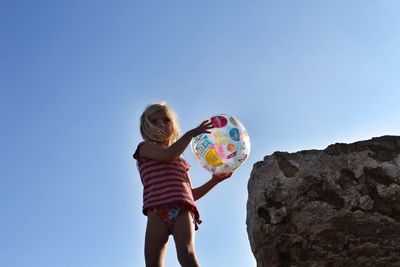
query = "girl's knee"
xmin=145 ymin=251 xmax=166 ymax=267
xmin=177 ymin=248 xmax=199 ymax=267
xmin=145 ymin=259 xmax=161 ymax=267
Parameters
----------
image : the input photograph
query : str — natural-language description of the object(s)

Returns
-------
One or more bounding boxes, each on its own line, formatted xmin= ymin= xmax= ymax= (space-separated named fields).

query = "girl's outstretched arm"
xmin=192 ymin=172 xmax=233 ymax=201
xmin=138 ymin=120 xmax=214 ymax=162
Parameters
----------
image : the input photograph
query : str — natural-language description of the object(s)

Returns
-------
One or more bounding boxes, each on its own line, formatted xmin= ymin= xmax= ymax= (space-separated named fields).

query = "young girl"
xmin=133 ymin=103 xmax=232 ymax=267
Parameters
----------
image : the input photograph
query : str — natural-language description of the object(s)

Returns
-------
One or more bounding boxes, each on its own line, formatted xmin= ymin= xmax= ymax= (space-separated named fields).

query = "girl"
xmin=133 ymin=103 xmax=232 ymax=267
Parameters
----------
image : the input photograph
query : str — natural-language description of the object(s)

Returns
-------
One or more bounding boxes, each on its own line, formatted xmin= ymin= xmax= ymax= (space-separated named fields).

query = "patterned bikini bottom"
xmin=151 ymin=205 xmax=199 ymax=234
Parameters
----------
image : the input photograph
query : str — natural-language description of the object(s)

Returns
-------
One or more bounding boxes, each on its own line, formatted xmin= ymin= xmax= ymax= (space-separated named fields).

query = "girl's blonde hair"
xmin=140 ymin=103 xmax=181 ymax=145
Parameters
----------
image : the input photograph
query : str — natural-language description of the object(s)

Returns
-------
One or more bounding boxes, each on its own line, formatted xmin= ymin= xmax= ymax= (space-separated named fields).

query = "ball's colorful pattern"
xmin=191 ymin=114 xmax=250 ymax=174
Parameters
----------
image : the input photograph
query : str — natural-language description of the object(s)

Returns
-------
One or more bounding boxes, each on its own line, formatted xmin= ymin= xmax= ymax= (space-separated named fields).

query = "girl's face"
xmin=149 ymin=109 xmax=173 ymax=144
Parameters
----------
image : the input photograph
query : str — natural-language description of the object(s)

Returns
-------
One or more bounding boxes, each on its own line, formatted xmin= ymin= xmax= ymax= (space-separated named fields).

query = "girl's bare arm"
xmin=138 ymin=120 xmax=213 ymax=162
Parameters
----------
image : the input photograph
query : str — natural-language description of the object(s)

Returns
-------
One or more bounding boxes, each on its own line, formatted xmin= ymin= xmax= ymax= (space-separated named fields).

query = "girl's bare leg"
xmin=172 ymin=211 xmax=200 ymax=267
xmin=145 ymin=212 xmax=170 ymax=267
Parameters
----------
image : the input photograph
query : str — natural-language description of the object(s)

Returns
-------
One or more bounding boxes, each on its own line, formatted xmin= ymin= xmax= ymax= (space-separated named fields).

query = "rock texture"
xmin=247 ymin=136 xmax=400 ymax=267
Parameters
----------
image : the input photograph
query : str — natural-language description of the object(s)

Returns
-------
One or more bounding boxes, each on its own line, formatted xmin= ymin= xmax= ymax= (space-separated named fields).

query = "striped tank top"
xmin=133 ymin=141 xmax=201 ymax=226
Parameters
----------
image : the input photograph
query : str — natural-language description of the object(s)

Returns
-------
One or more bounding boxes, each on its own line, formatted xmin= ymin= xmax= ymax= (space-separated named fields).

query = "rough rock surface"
xmin=247 ymin=136 xmax=400 ymax=267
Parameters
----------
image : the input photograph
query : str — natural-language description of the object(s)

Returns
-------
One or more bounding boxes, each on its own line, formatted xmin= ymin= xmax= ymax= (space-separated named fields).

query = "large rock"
xmin=247 ymin=136 xmax=400 ymax=267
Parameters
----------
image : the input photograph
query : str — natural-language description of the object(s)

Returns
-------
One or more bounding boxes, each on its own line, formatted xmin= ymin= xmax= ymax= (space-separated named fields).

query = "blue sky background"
xmin=1 ymin=1 xmax=400 ymax=266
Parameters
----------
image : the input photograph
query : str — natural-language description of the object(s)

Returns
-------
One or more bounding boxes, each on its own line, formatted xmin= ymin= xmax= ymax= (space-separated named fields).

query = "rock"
xmin=247 ymin=136 xmax=400 ymax=267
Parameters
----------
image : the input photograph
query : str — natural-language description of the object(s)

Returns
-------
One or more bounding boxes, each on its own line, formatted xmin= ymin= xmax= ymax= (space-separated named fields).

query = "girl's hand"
xmin=189 ymin=120 xmax=214 ymax=138
xmin=192 ymin=171 xmax=233 ymax=201
xmin=211 ymin=171 xmax=233 ymax=183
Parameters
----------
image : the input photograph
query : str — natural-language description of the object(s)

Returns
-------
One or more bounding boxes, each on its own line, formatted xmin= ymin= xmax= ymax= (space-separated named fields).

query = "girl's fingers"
xmin=197 ymin=121 xmax=214 ymax=131
xmin=191 ymin=120 xmax=214 ymax=136
xmin=222 ymin=172 xmax=233 ymax=178
xmin=213 ymin=171 xmax=233 ymax=180
xmin=203 ymin=121 xmax=214 ymax=128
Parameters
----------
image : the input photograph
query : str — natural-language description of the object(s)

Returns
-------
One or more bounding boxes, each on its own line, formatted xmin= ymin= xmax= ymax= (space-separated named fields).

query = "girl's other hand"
xmin=211 ymin=172 xmax=233 ymax=183
xmin=189 ymin=120 xmax=214 ymax=138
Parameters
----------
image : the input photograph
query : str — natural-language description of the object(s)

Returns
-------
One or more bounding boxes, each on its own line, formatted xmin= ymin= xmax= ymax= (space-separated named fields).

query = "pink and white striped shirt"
xmin=133 ymin=141 xmax=200 ymax=225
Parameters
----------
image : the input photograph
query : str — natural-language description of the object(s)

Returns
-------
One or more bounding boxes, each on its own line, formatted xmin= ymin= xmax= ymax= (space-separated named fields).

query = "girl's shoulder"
xmin=133 ymin=140 xmax=158 ymax=160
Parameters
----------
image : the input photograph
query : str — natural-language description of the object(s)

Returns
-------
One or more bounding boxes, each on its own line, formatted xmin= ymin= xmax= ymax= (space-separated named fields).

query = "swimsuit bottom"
xmin=151 ymin=205 xmax=200 ymax=234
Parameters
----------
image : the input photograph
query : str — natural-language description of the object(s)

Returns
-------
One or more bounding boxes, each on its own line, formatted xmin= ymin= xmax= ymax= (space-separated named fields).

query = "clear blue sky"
xmin=1 ymin=1 xmax=400 ymax=267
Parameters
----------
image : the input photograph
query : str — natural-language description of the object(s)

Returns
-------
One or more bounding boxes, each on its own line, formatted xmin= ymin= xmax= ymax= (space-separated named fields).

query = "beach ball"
xmin=190 ymin=114 xmax=250 ymax=174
